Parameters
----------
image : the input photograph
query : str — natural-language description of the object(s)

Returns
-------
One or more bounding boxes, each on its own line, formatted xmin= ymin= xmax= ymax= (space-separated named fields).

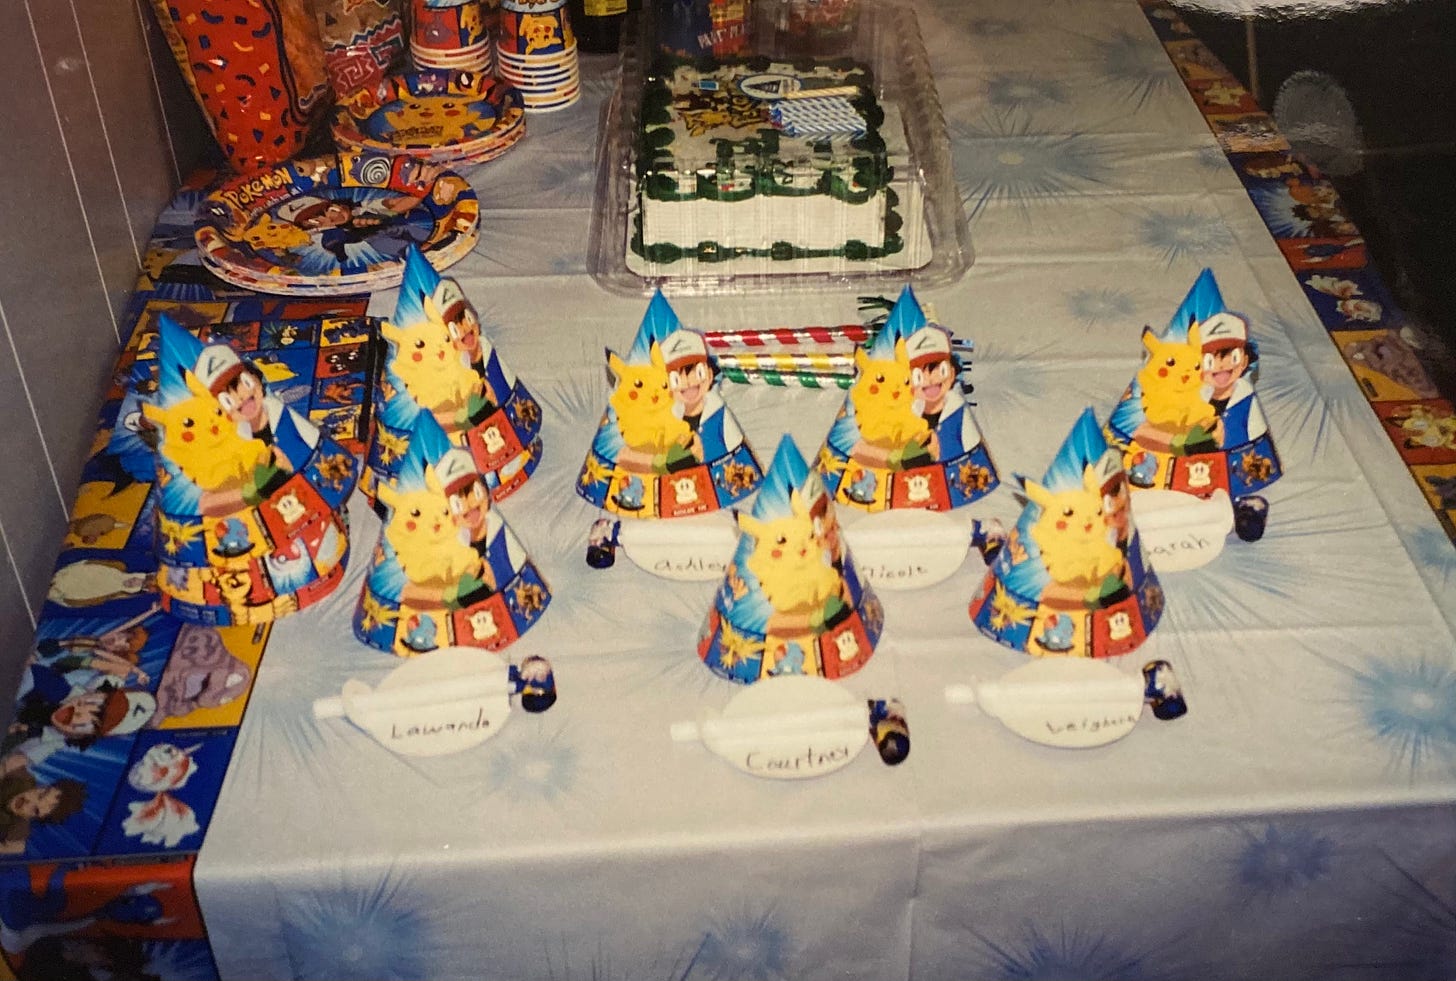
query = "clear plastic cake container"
xmin=587 ymin=0 xmax=972 ymax=297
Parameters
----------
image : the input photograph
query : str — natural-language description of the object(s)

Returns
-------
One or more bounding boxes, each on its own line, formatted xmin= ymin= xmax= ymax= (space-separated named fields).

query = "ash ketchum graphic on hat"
xmin=698 ymin=436 xmax=883 ymax=684
xmin=356 ymin=411 xmax=550 ymax=657
xmin=1105 ymin=268 xmax=1281 ymax=538
xmin=141 ymin=314 xmax=356 ymax=626
xmin=367 ymin=244 xmax=543 ymax=505
xmin=578 ymin=290 xmax=763 ymax=519
xmin=817 ymin=285 xmax=998 ymax=513
xmin=970 ymin=408 xmax=1163 ymax=659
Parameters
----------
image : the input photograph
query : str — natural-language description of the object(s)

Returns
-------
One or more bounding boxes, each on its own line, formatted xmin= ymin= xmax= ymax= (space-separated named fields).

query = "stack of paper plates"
xmin=194 ymin=151 xmax=479 ymax=296
xmin=333 ymin=71 xmax=527 ymax=167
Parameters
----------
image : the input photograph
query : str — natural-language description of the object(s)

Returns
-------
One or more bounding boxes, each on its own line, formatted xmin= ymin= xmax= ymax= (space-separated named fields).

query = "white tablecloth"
xmin=190 ymin=1 xmax=1456 ymax=978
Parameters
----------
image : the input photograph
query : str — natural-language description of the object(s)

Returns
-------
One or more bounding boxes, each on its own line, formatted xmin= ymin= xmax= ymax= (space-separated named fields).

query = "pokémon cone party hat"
xmin=698 ymin=435 xmax=884 ymax=683
xmin=816 ymin=285 xmax=998 ymax=513
xmin=970 ymin=408 xmax=1163 ymax=659
xmin=143 ymin=314 xmax=357 ymax=626
xmin=367 ymin=244 xmax=543 ymax=506
xmin=355 ymin=410 xmax=550 ymax=656
xmin=578 ymin=289 xmax=763 ymax=520
xmin=1105 ymin=268 xmax=1281 ymax=514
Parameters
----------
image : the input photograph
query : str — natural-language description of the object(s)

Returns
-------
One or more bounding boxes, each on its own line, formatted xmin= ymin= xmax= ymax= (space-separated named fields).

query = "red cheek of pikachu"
xmin=181 ymin=432 xmax=195 ymax=443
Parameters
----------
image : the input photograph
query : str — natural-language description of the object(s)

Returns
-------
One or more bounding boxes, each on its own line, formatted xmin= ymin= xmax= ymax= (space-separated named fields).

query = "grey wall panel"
xmin=74 ymin=0 xmax=179 ymax=274
xmin=0 ymin=14 xmax=121 ymax=546
xmin=27 ymin=0 xmax=137 ymax=337
xmin=0 ymin=295 xmax=69 ymax=624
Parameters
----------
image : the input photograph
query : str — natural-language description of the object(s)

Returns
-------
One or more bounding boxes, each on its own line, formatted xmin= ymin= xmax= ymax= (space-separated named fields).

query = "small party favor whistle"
xmin=585 ymin=517 xmax=621 ymax=569
xmin=868 ymin=698 xmax=910 ymax=765
xmin=1142 ymin=659 xmax=1188 ymax=721
xmin=511 ymin=654 xmax=558 ymax=714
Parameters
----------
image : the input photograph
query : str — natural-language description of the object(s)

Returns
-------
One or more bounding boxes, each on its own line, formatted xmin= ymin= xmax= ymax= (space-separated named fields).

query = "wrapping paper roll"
xmin=309 ymin=0 xmax=406 ymax=97
xmin=149 ymin=0 xmax=333 ymax=172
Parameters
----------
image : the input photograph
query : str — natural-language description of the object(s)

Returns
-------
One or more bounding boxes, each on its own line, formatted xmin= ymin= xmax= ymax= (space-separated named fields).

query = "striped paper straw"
xmin=719 ymin=365 xmax=853 ymax=389
xmin=703 ymin=323 xmax=975 ymax=355
xmin=703 ymin=324 xmax=876 ymax=350
xmin=717 ymin=351 xmax=854 ymax=374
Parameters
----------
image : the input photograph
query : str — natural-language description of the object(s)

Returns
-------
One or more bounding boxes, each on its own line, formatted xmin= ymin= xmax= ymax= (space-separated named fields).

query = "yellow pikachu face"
xmin=380 ymin=312 xmax=479 ymax=417
xmin=850 ymin=339 xmax=928 ymax=448
xmin=1137 ymin=324 xmax=1212 ymax=431
xmin=241 ymin=214 xmax=311 ymax=252
xmin=141 ymin=370 xmax=270 ymax=491
xmin=520 ymin=12 xmax=562 ymax=53
xmin=1022 ymin=465 xmax=1122 ymax=587
xmin=376 ymin=478 xmax=480 ymax=588
xmin=607 ymin=344 xmax=690 ymax=454
xmin=737 ymin=490 xmax=840 ymax=615
xmin=381 ymin=101 xmax=493 ymax=145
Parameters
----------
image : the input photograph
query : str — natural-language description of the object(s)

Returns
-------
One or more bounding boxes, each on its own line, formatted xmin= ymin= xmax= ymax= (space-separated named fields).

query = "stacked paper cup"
xmin=495 ymin=0 xmax=581 ymax=112
xmin=411 ymin=0 xmax=495 ymax=73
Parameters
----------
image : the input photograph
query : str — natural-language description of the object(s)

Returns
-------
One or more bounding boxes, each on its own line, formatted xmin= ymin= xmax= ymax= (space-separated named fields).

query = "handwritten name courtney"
xmin=744 ymin=743 xmax=854 ymax=774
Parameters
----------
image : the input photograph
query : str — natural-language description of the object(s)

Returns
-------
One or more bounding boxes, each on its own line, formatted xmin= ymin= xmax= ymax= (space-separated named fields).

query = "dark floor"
xmin=1180 ymin=1 xmax=1456 ymax=398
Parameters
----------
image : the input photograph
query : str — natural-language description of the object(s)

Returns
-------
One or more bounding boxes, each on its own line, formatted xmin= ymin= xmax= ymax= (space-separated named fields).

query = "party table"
xmin=6 ymin=1 xmax=1456 ymax=979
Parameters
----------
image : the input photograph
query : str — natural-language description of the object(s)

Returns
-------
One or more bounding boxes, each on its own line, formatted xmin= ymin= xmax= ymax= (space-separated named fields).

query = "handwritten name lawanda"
xmin=390 ymin=707 xmax=493 ymax=741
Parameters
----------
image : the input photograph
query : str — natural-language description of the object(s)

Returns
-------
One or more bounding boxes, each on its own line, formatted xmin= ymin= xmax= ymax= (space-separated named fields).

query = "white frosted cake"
xmin=633 ymin=57 xmax=907 ymax=264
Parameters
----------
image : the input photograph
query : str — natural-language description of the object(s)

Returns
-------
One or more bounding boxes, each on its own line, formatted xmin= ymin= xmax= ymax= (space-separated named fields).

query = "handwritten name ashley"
xmin=743 ymin=743 xmax=854 ymax=774
xmin=652 ymin=555 xmax=727 ymax=574
xmin=389 ymin=707 xmax=494 ymax=741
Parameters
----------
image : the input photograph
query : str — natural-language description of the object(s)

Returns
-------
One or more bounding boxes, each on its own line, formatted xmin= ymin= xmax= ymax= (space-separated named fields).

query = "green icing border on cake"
xmin=637 ymin=55 xmax=892 ymax=206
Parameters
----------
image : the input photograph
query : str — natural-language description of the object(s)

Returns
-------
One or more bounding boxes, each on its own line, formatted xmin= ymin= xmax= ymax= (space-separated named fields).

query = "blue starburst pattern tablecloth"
xmin=5 ymin=1 xmax=1456 ymax=979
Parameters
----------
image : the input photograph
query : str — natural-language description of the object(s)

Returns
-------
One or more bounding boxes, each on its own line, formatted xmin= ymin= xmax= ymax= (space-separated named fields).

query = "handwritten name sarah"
xmin=1147 ymin=531 xmax=1212 ymax=558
